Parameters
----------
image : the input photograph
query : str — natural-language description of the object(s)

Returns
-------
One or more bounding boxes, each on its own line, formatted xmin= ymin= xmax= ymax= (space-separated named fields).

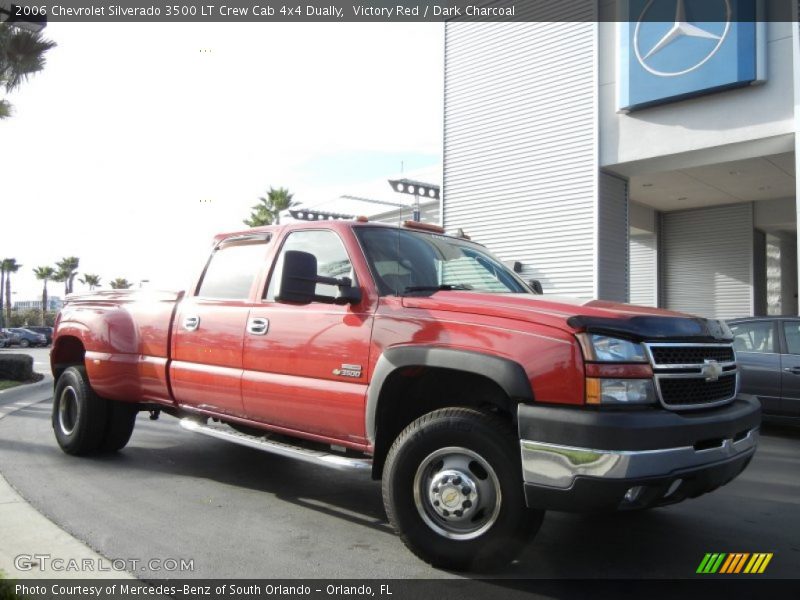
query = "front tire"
xmin=382 ymin=407 xmax=543 ymax=572
xmin=19 ymin=339 xmax=30 ymax=348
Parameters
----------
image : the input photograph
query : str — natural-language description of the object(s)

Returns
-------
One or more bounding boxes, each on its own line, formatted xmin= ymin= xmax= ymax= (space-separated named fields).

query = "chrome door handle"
xmin=783 ymin=367 xmax=800 ymax=375
xmin=183 ymin=316 xmax=200 ymax=331
xmin=247 ymin=317 xmax=269 ymax=335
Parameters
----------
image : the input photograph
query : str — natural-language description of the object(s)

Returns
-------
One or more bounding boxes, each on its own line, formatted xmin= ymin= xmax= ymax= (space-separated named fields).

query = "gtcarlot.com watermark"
xmin=14 ymin=553 xmax=195 ymax=573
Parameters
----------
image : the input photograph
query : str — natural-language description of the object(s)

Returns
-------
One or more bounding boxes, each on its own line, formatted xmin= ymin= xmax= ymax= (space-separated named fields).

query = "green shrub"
xmin=0 ymin=354 xmax=34 ymax=381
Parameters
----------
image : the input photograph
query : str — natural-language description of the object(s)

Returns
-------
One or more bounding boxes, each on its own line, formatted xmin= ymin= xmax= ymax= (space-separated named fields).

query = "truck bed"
xmin=54 ymin=289 xmax=183 ymax=405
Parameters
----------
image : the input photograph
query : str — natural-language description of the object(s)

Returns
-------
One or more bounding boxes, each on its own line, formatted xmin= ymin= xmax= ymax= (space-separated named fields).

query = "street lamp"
xmin=0 ymin=2 xmax=47 ymax=32
xmin=387 ymin=179 xmax=441 ymax=222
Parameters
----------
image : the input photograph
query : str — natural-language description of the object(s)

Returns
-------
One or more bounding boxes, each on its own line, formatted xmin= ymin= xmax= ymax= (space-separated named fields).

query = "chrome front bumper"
xmin=520 ymin=427 xmax=758 ymax=490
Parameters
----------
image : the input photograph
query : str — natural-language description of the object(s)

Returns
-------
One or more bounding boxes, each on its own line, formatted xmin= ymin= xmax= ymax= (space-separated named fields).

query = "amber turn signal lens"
xmin=586 ymin=377 xmax=601 ymax=404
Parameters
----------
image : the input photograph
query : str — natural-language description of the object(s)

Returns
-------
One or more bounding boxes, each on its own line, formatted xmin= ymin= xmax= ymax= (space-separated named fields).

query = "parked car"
xmin=6 ymin=327 xmax=48 ymax=348
xmin=25 ymin=326 xmax=54 ymax=345
xmin=0 ymin=331 xmax=9 ymax=348
xmin=729 ymin=317 xmax=800 ymax=421
xmin=0 ymin=329 xmax=21 ymax=346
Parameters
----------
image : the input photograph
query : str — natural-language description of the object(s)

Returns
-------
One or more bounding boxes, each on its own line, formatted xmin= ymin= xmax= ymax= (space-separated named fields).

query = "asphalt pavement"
xmin=0 ymin=347 xmax=798 ymax=580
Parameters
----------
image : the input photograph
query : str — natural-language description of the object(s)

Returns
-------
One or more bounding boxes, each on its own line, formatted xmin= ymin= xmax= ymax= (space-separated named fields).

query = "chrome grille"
xmin=650 ymin=346 xmax=734 ymax=366
xmin=645 ymin=343 xmax=737 ymax=411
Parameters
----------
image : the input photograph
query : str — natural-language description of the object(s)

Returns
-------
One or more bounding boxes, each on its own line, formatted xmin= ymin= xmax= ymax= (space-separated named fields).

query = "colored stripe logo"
xmin=697 ymin=553 xmax=773 ymax=574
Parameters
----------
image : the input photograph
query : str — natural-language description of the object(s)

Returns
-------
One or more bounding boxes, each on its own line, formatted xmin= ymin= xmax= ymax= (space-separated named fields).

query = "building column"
xmin=793 ymin=2 xmax=800 ymax=314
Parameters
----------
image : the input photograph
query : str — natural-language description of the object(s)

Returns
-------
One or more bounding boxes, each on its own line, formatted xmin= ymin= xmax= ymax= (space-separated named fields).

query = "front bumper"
xmin=518 ymin=395 xmax=760 ymax=512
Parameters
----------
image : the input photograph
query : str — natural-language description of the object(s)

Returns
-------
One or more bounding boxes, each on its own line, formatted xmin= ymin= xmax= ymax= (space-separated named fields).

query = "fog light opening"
xmin=624 ymin=486 xmax=645 ymax=503
xmin=664 ymin=479 xmax=683 ymax=498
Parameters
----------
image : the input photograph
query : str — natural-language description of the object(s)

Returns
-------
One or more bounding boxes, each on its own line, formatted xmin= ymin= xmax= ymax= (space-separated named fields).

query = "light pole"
xmin=387 ymin=179 xmax=441 ymax=222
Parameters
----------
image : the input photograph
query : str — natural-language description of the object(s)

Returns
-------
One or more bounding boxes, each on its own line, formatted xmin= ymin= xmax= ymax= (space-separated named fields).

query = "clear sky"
xmin=2 ymin=22 xmax=443 ymax=300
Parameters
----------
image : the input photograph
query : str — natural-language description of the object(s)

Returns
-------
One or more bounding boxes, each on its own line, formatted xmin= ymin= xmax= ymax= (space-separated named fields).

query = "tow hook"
xmin=149 ymin=409 xmax=161 ymax=421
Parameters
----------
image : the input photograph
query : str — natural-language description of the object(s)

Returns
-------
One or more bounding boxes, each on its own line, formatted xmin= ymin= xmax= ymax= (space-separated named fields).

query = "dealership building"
xmin=442 ymin=1 xmax=799 ymax=319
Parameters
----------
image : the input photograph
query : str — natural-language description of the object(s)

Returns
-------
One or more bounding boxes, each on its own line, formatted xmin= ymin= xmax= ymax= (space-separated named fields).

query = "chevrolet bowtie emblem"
xmin=702 ymin=359 xmax=723 ymax=382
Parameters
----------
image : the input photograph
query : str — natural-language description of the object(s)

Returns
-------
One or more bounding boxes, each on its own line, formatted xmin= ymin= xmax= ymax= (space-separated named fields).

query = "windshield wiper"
xmin=403 ymin=284 xmax=473 ymax=293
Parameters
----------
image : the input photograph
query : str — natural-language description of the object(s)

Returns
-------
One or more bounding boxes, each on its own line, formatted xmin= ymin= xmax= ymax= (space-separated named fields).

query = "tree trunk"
xmin=41 ymin=281 xmax=48 ymax=326
xmin=5 ymin=274 xmax=10 ymax=323
xmin=0 ymin=269 xmax=4 ymax=327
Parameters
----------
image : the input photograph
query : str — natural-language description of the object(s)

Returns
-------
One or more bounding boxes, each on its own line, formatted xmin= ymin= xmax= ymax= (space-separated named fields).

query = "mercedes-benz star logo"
xmin=634 ymin=0 xmax=731 ymax=77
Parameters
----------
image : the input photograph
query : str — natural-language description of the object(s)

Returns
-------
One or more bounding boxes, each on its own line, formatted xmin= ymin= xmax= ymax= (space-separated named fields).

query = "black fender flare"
xmin=365 ymin=346 xmax=533 ymax=443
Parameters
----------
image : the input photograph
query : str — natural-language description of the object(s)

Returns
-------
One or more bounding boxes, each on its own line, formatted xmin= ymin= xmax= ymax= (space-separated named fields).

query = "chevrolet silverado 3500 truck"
xmin=50 ymin=219 xmax=760 ymax=571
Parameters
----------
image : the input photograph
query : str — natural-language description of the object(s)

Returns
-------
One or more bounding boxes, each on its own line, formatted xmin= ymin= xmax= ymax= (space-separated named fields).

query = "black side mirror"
xmin=276 ymin=250 xmax=318 ymax=304
xmin=528 ymin=279 xmax=543 ymax=295
xmin=276 ymin=250 xmax=362 ymax=306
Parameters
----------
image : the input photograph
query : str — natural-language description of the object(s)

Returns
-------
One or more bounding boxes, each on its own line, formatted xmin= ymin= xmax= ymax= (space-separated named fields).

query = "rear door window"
xmin=196 ymin=240 xmax=271 ymax=300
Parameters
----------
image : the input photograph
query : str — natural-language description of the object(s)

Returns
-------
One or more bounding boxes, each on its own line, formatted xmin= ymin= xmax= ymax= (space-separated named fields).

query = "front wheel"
xmin=19 ymin=339 xmax=30 ymax=348
xmin=382 ymin=407 xmax=543 ymax=571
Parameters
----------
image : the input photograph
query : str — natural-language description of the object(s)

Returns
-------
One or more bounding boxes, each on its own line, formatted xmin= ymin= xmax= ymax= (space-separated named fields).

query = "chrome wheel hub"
xmin=413 ymin=446 xmax=502 ymax=540
xmin=428 ymin=469 xmax=478 ymax=521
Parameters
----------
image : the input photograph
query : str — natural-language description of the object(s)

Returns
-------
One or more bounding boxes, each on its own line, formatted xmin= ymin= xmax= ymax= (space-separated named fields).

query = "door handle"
xmin=247 ymin=317 xmax=269 ymax=335
xmin=783 ymin=367 xmax=800 ymax=375
xmin=183 ymin=316 xmax=200 ymax=331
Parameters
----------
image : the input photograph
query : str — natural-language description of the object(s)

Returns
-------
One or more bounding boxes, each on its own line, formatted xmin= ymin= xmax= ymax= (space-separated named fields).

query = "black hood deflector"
xmin=567 ymin=315 xmax=733 ymax=343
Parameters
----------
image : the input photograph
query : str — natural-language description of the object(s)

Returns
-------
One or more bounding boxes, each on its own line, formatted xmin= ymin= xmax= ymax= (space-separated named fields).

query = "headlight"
xmin=586 ymin=378 xmax=656 ymax=405
xmin=579 ymin=334 xmax=647 ymax=363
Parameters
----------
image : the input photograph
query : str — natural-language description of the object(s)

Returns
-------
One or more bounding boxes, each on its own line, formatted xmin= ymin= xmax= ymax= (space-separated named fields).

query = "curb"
xmin=0 ymin=375 xmax=135 ymax=580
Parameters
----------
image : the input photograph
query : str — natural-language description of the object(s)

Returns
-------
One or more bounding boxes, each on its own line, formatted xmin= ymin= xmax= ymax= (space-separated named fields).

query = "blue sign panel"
xmin=618 ymin=0 xmax=765 ymax=112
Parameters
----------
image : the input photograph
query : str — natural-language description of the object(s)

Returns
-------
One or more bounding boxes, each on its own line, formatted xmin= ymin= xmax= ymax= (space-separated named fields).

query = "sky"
xmin=1 ymin=22 xmax=444 ymax=300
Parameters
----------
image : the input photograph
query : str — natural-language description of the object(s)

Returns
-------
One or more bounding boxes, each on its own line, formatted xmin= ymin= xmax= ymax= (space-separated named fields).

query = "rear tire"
xmin=52 ymin=366 xmax=139 ymax=455
xmin=52 ymin=366 xmax=108 ymax=455
xmin=99 ymin=400 xmax=138 ymax=452
xmin=19 ymin=339 xmax=30 ymax=348
xmin=382 ymin=407 xmax=543 ymax=572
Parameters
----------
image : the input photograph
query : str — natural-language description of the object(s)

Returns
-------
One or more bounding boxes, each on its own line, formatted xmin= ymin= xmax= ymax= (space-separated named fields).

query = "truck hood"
xmin=400 ymin=292 xmax=733 ymax=342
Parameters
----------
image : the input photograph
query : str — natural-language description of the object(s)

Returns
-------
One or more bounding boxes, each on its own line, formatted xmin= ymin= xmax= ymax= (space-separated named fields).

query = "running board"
xmin=179 ymin=419 xmax=372 ymax=472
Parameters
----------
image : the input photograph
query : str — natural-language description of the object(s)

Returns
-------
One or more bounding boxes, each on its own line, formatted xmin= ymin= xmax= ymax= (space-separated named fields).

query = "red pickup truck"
xmin=50 ymin=219 xmax=760 ymax=571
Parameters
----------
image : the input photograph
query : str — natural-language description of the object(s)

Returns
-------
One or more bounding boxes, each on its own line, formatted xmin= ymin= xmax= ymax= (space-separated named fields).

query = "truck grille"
xmin=645 ymin=343 xmax=737 ymax=411
xmin=657 ymin=373 xmax=737 ymax=408
xmin=650 ymin=346 xmax=734 ymax=366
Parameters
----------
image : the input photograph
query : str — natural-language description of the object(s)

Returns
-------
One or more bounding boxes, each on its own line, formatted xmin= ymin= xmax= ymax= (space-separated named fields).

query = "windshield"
xmin=355 ymin=227 xmax=529 ymax=296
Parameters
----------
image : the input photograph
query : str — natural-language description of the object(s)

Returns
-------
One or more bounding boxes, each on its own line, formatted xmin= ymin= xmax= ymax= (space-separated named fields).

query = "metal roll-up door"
xmin=443 ymin=16 xmax=598 ymax=298
xmin=662 ymin=204 xmax=754 ymax=319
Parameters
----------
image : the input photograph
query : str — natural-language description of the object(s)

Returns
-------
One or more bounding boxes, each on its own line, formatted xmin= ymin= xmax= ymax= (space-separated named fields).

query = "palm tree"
xmin=32 ymin=266 xmax=55 ymax=325
xmin=244 ymin=187 xmax=298 ymax=226
xmin=2 ymin=258 xmax=20 ymax=323
xmin=0 ymin=24 xmax=57 ymax=119
xmin=79 ymin=273 xmax=102 ymax=291
xmin=109 ymin=278 xmax=133 ymax=290
xmin=55 ymin=257 xmax=80 ymax=295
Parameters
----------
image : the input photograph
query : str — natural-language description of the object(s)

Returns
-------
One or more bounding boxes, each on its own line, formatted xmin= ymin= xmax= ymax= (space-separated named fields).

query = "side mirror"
xmin=276 ymin=250 xmax=318 ymax=304
xmin=276 ymin=250 xmax=362 ymax=306
xmin=528 ymin=279 xmax=543 ymax=295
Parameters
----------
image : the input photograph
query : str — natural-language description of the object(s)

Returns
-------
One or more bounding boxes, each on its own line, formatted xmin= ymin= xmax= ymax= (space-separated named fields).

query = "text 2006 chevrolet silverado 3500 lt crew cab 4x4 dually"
xmin=50 ymin=219 xmax=760 ymax=571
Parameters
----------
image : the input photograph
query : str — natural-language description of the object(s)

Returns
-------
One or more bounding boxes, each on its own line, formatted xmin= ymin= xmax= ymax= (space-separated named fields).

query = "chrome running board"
xmin=179 ymin=419 xmax=372 ymax=472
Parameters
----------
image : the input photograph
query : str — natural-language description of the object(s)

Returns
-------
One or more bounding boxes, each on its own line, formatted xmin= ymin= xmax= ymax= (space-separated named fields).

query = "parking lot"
xmin=0 ymin=347 xmax=798 ymax=580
